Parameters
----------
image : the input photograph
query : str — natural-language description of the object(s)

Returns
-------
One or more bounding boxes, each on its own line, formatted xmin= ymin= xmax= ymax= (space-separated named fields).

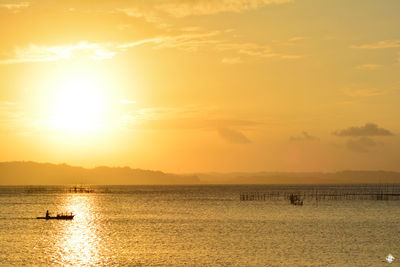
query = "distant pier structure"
xmin=240 ymin=192 xmax=268 ymax=201
xmin=68 ymin=185 xmax=94 ymax=193
xmin=240 ymin=184 xmax=400 ymax=203
xmin=239 ymin=191 xmax=284 ymax=201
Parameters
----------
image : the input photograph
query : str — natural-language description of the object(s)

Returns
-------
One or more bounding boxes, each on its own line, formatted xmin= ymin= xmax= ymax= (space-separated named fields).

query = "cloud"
xmin=0 ymin=101 xmax=34 ymax=134
xmin=0 ymin=28 xmax=304 ymax=64
xmin=0 ymin=1 xmax=29 ymax=13
xmin=343 ymin=87 xmax=386 ymax=98
xmin=355 ymin=64 xmax=382 ymax=70
xmin=216 ymin=42 xmax=304 ymax=59
xmin=113 ymin=0 xmax=294 ymax=27
xmin=116 ymin=7 xmax=156 ymax=21
xmin=139 ymin=117 xmax=260 ymax=130
xmin=280 ymin=54 xmax=304 ymax=59
xmin=118 ymin=38 xmax=160 ymax=49
xmin=288 ymin=36 xmax=305 ymax=42
xmin=346 ymin=137 xmax=379 ymax=153
xmin=352 ymin=40 xmax=400 ymax=49
xmin=0 ymin=31 xmax=220 ymax=64
xmin=123 ymin=27 xmax=305 ymax=61
xmin=154 ymin=0 xmax=293 ymax=17
xmin=221 ymin=57 xmax=242 ymax=64
xmin=333 ymin=123 xmax=393 ymax=137
xmin=290 ymin=131 xmax=319 ymax=141
xmin=335 ymin=100 xmax=359 ymax=106
xmin=0 ymin=101 xmax=21 ymax=121
xmin=149 ymin=32 xmax=304 ymax=59
xmin=218 ymin=128 xmax=251 ymax=144
xmin=150 ymin=31 xmax=222 ymax=51
xmin=120 ymin=105 xmax=261 ymax=131
xmin=0 ymin=42 xmax=116 ymax=64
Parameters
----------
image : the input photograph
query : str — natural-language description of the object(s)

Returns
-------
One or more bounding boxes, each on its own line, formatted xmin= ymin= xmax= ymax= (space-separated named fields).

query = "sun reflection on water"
xmin=55 ymin=194 xmax=102 ymax=265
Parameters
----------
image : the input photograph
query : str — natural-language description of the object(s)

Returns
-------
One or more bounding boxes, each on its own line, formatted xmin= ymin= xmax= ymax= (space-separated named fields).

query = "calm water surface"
xmin=1 ymin=185 xmax=399 ymax=266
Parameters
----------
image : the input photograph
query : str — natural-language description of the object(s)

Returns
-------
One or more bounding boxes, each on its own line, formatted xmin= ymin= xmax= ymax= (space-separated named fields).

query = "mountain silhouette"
xmin=0 ymin=161 xmax=200 ymax=185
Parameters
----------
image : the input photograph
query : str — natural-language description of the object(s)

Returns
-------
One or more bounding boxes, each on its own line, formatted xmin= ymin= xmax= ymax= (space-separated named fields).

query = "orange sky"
xmin=1 ymin=0 xmax=399 ymax=173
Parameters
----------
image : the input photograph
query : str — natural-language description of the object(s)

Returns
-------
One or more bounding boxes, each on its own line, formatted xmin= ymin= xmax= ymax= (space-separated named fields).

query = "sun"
xmin=48 ymin=75 xmax=107 ymax=133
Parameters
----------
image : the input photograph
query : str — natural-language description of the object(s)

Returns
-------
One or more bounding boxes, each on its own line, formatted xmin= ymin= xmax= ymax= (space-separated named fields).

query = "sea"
xmin=1 ymin=184 xmax=400 ymax=266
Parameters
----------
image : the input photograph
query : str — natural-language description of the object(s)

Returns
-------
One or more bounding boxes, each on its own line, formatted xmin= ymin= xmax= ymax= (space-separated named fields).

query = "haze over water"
xmin=1 ymin=185 xmax=399 ymax=266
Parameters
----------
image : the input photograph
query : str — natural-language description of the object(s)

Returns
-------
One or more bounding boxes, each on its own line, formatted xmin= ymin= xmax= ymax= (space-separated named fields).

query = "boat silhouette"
xmin=289 ymin=194 xmax=303 ymax=206
xmin=36 ymin=210 xmax=74 ymax=220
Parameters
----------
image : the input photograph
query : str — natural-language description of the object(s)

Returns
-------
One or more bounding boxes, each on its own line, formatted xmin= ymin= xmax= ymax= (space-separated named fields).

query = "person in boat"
xmin=290 ymin=194 xmax=295 ymax=204
xmin=46 ymin=210 xmax=50 ymax=219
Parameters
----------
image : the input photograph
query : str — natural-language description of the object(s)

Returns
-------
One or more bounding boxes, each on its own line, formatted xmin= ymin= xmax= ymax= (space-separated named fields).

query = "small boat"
xmin=37 ymin=211 xmax=74 ymax=220
xmin=289 ymin=194 xmax=303 ymax=206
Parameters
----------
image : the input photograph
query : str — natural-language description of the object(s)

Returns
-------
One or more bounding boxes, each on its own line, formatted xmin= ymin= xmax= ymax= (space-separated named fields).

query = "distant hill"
xmin=0 ymin=161 xmax=200 ymax=185
xmin=197 ymin=170 xmax=400 ymax=184
xmin=1 ymin=161 xmax=400 ymax=185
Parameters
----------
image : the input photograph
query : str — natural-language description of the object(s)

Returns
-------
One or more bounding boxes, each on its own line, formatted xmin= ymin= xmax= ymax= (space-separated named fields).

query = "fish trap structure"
xmin=240 ymin=192 xmax=267 ymax=201
xmin=239 ymin=191 xmax=304 ymax=203
xmin=239 ymin=184 xmax=400 ymax=202
xmin=240 ymin=192 xmax=283 ymax=201
xmin=299 ymin=184 xmax=400 ymax=201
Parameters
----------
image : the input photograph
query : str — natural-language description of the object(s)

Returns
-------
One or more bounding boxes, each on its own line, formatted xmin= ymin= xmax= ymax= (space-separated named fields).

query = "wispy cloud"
xmin=343 ymin=87 xmax=386 ymax=98
xmin=355 ymin=64 xmax=382 ymax=70
xmin=0 ymin=1 xmax=29 ymax=13
xmin=290 ymin=131 xmax=319 ymax=141
xmin=0 ymin=101 xmax=33 ymax=134
xmin=352 ymin=40 xmax=400 ymax=49
xmin=113 ymin=0 xmax=294 ymax=29
xmin=121 ymin=105 xmax=260 ymax=131
xmin=346 ymin=137 xmax=379 ymax=153
xmin=1 ymin=31 xmax=221 ymax=64
xmin=333 ymin=123 xmax=393 ymax=137
xmin=118 ymin=38 xmax=160 ymax=49
xmin=216 ymin=42 xmax=304 ymax=59
xmin=218 ymin=128 xmax=251 ymax=144
xmin=221 ymin=57 xmax=242 ymax=64
xmin=155 ymin=0 xmax=293 ymax=17
xmin=0 ymin=101 xmax=18 ymax=122
xmin=151 ymin=31 xmax=222 ymax=51
xmin=148 ymin=31 xmax=304 ymax=59
xmin=1 ymin=29 xmax=304 ymax=64
xmin=280 ymin=54 xmax=304 ymax=59
xmin=288 ymin=36 xmax=305 ymax=42
xmin=0 ymin=42 xmax=116 ymax=64
xmin=116 ymin=7 xmax=160 ymax=23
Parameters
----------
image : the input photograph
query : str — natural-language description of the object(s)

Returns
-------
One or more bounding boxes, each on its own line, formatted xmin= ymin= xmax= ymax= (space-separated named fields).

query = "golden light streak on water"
xmin=55 ymin=194 xmax=101 ymax=265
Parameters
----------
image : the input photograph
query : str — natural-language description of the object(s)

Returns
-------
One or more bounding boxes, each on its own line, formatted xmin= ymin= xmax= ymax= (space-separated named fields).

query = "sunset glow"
xmin=0 ymin=0 xmax=399 ymax=173
xmin=1 ymin=2 xmax=400 ymax=266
